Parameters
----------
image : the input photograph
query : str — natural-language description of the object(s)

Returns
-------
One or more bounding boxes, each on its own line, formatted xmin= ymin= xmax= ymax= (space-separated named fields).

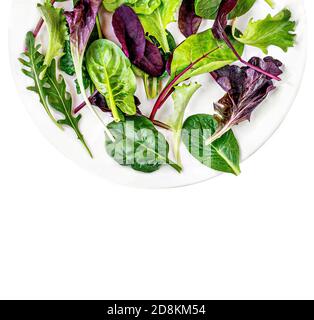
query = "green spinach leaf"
xmin=106 ymin=116 xmax=182 ymax=173
xmin=182 ymin=114 xmax=241 ymax=175
xmin=86 ymin=39 xmax=137 ymax=122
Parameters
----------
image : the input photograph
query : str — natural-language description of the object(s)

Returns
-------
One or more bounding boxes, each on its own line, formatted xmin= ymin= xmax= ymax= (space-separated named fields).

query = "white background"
xmin=0 ymin=0 xmax=313 ymax=300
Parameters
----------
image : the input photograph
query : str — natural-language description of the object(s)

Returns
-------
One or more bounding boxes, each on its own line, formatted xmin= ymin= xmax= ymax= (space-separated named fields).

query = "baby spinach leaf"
xmin=45 ymin=60 xmax=93 ymax=157
xmin=19 ymin=32 xmax=61 ymax=129
xmin=232 ymin=9 xmax=296 ymax=54
xmin=182 ymin=114 xmax=240 ymax=175
xmin=86 ymin=39 xmax=137 ymax=122
xmin=105 ymin=116 xmax=182 ymax=173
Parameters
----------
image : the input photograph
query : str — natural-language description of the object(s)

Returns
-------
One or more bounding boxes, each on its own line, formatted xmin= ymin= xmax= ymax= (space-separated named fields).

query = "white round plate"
xmin=9 ymin=0 xmax=306 ymax=188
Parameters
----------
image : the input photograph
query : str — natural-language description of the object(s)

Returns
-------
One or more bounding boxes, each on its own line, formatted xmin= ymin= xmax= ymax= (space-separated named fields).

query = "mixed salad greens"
xmin=20 ymin=0 xmax=296 ymax=175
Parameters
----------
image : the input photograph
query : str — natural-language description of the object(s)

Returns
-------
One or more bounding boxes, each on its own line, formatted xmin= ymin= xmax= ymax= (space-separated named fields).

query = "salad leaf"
xmin=105 ymin=116 xmax=182 ymax=173
xmin=170 ymin=27 xmax=243 ymax=83
xmin=178 ymin=0 xmax=202 ymax=38
xmin=86 ymin=39 xmax=137 ymax=122
xmin=102 ymin=0 xmax=161 ymax=15
xmin=150 ymin=27 xmax=244 ymax=120
xmin=195 ymin=0 xmax=256 ymax=20
xmin=45 ymin=60 xmax=93 ymax=157
xmin=112 ymin=5 xmax=165 ymax=77
xmin=139 ymin=0 xmax=181 ymax=53
xmin=129 ymin=0 xmax=161 ymax=15
xmin=232 ymin=9 xmax=296 ymax=54
xmin=37 ymin=0 xmax=68 ymax=79
xmin=182 ymin=114 xmax=241 ymax=175
xmin=60 ymin=40 xmax=75 ymax=76
xmin=19 ymin=32 xmax=62 ymax=129
xmin=211 ymin=0 xmax=281 ymax=80
xmin=206 ymin=56 xmax=283 ymax=145
xmin=65 ymin=0 xmax=115 ymax=140
xmin=168 ymin=82 xmax=201 ymax=166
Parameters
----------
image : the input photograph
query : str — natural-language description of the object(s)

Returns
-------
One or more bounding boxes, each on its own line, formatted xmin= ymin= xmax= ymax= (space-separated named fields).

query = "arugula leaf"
xmin=182 ymin=114 xmax=241 ymax=175
xmin=168 ymin=83 xmax=201 ymax=166
xmin=106 ymin=116 xmax=182 ymax=173
xmin=19 ymin=32 xmax=62 ymax=129
xmin=45 ymin=60 xmax=93 ymax=157
xmin=37 ymin=0 xmax=68 ymax=79
xmin=232 ymin=9 xmax=296 ymax=54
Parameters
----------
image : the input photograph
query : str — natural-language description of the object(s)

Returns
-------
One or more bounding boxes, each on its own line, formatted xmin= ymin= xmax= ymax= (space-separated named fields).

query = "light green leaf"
xmin=86 ymin=39 xmax=137 ymax=122
xmin=139 ymin=0 xmax=181 ymax=53
xmin=170 ymin=27 xmax=244 ymax=84
xmin=232 ymin=8 xmax=296 ymax=54
xmin=168 ymin=83 xmax=201 ymax=166
xmin=37 ymin=0 xmax=68 ymax=79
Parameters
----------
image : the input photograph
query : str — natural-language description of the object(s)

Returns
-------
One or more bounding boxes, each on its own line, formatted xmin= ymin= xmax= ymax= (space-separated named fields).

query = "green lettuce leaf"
xmin=37 ymin=0 xmax=68 ymax=79
xmin=168 ymin=83 xmax=201 ymax=166
xmin=232 ymin=8 xmax=296 ymax=54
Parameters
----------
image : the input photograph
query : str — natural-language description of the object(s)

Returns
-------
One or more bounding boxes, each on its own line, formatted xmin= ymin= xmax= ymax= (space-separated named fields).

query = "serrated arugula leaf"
xmin=45 ymin=60 xmax=93 ymax=157
xmin=19 ymin=32 xmax=62 ymax=129
xmin=233 ymin=8 xmax=296 ymax=54
xmin=37 ymin=0 xmax=68 ymax=79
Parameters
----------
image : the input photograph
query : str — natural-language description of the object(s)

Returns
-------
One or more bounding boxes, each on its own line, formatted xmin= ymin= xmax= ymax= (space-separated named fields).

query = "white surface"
xmin=9 ymin=0 xmax=306 ymax=188
xmin=0 ymin=0 xmax=313 ymax=300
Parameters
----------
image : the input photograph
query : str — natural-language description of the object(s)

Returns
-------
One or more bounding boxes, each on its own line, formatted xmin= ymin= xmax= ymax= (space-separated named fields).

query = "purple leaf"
xmin=111 ymin=4 xmax=146 ymax=61
xmin=207 ymin=56 xmax=283 ymax=144
xmin=212 ymin=0 xmax=237 ymax=40
xmin=179 ymin=0 xmax=202 ymax=38
xmin=65 ymin=0 xmax=102 ymax=56
xmin=112 ymin=5 xmax=165 ymax=77
xmin=211 ymin=0 xmax=281 ymax=81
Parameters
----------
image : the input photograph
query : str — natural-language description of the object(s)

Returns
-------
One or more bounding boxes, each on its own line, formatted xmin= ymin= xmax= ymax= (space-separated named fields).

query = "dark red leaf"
xmin=179 ymin=0 xmax=202 ymax=38
xmin=112 ymin=5 xmax=165 ymax=77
